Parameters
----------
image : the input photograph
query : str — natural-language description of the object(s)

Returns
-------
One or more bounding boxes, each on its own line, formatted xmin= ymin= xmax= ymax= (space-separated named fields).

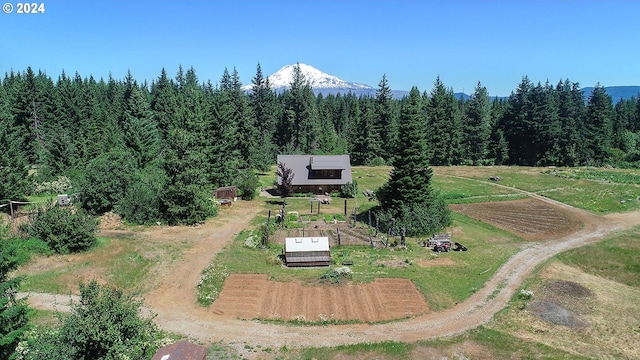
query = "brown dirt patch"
xmin=450 ymin=198 xmax=582 ymax=241
xmin=527 ymin=300 xmax=589 ymax=329
xmin=210 ymin=274 xmax=429 ymax=322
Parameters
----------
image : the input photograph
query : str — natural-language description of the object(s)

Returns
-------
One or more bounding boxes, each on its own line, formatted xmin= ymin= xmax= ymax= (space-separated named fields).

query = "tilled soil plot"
xmin=450 ymin=198 xmax=582 ymax=241
xmin=210 ymin=274 xmax=429 ymax=322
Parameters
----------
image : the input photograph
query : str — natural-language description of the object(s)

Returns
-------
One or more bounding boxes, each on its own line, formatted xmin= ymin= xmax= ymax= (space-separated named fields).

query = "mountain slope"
xmin=242 ymin=63 xmax=374 ymax=96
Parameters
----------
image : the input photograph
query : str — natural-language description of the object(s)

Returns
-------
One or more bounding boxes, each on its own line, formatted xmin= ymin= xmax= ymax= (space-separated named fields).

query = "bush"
xmin=237 ymin=169 xmax=259 ymax=200
xmin=24 ymin=206 xmax=98 ymax=254
xmin=368 ymin=156 xmax=386 ymax=167
xmin=340 ymin=180 xmax=358 ymax=198
xmin=375 ymin=196 xmax=451 ymax=237
xmin=17 ymin=281 xmax=161 ymax=360
xmin=116 ymin=166 xmax=167 ymax=225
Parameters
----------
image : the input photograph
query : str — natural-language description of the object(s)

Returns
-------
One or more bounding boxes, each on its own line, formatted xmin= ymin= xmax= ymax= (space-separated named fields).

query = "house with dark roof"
xmin=277 ymin=155 xmax=353 ymax=194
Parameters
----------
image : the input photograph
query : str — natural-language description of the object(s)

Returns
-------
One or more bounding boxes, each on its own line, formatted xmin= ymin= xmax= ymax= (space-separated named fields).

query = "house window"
xmin=309 ymin=169 xmax=341 ymax=179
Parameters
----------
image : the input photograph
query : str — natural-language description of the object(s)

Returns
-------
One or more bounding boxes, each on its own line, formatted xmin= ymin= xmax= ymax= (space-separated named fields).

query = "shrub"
xmin=368 ymin=156 xmax=386 ymax=167
xmin=340 ymin=180 xmax=358 ymax=198
xmin=237 ymin=169 xmax=259 ymax=200
xmin=34 ymin=176 xmax=73 ymax=194
xmin=17 ymin=281 xmax=161 ymax=360
xmin=24 ymin=206 xmax=98 ymax=254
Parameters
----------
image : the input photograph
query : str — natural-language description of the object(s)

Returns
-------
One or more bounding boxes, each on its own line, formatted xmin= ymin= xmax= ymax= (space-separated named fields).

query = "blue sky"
xmin=1 ymin=0 xmax=639 ymax=96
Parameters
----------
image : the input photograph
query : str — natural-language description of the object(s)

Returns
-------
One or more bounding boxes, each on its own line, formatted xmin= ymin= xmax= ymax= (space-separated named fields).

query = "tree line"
xmin=2 ymin=64 xmax=640 ymax=224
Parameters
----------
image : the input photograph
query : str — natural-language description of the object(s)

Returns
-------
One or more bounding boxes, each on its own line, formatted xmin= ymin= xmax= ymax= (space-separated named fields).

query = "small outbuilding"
xmin=214 ymin=186 xmax=237 ymax=200
xmin=151 ymin=340 xmax=207 ymax=360
xmin=284 ymin=237 xmax=331 ymax=267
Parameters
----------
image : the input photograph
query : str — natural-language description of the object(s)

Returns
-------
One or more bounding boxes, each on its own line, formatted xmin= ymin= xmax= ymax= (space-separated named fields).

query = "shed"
xmin=284 ymin=237 xmax=331 ymax=267
xmin=151 ymin=340 xmax=207 ymax=360
xmin=214 ymin=186 xmax=237 ymax=200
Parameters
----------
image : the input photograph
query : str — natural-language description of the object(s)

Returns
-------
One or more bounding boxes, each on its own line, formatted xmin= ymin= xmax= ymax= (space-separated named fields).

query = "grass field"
xmin=15 ymin=164 xmax=640 ymax=359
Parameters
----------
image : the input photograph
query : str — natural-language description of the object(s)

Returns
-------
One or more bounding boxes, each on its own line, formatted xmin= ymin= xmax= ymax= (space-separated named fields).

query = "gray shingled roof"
xmin=277 ymin=155 xmax=353 ymax=186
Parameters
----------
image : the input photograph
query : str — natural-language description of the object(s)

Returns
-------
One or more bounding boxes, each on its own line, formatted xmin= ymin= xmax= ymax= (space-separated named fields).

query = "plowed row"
xmin=450 ymin=198 xmax=582 ymax=241
xmin=210 ymin=274 xmax=428 ymax=322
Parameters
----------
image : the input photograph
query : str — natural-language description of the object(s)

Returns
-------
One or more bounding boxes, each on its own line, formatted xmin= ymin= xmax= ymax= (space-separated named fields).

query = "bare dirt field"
xmin=210 ymin=274 xmax=428 ymax=322
xmin=450 ymin=198 xmax=582 ymax=241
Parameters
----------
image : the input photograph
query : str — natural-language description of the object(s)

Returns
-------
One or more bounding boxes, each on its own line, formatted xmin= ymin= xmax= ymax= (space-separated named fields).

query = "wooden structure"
xmin=284 ymin=237 xmax=331 ymax=267
xmin=277 ymin=155 xmax=353 ymax=194
xmin=214 ymin=186 xmax=237 ymax=200
xmin=151 ymin=340 xmax=207 ymax=360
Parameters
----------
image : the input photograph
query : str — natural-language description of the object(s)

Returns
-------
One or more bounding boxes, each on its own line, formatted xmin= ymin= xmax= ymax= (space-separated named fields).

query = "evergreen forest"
xmin=2 ymin=63 xmax=640 ymax=225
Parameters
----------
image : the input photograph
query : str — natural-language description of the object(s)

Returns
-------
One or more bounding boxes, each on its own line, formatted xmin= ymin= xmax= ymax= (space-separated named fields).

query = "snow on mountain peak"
xmin=244 ymin=63 xmax=373 ymax=91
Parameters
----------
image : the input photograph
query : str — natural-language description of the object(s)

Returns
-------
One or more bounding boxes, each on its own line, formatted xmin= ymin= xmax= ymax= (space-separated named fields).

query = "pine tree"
xmin=349 ymin=98 xmax=381 ymax=165
xmin=585 ymin=84 xmax=614 ymax=164
xmin=556 ymin=79 xmax=586 ymax=166
xmin=284 ymin=63 xmax=319 ymax=153
xmin=426 ymin=77 xmax=463 ymax=165
xmin=374 ymin=74 xmax=397 ymax=163
xmin=463 ymin=82 xmax=491 ymax=165
xmin=249 ymin=63 xmax=278 ymax=171
xmin=123 ymin=84 xmax=161 ymax=168
xmin=501 ymin=76 xmax=536 ymax=165
xmin=376 ymin=87 xmax=450 ymax=235
xmin=377 ymin=87 xmax=431 ymax=209
xmin=0 ymin=85 xmax=30 ymax=201
xmin=160 ymin=67 xmax=217 ymax=225
xmin=228 ymin=67 xmax=255 ymax=169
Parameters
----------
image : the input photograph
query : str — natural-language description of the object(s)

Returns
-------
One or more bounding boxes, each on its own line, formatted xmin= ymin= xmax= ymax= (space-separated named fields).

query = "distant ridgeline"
xmin=579 ymin=86 xmax=640 ymax=102
xmin=310 ymin=86 xmax=640 ymax=102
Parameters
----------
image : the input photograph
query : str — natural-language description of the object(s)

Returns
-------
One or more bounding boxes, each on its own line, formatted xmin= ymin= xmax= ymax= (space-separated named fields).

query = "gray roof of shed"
xmin=277 ymin=155 xmax=352 ymax=186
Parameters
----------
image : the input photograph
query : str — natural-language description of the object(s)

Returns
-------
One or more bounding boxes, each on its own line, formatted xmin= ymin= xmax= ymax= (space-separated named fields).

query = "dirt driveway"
xmin=25 ymin=181 xmax=640 ymax=352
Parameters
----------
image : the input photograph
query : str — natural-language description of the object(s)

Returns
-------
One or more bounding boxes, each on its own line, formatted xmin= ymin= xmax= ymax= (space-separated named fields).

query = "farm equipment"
xmin=433 ymin=241 xmax=451 ymax=252
xmin=424 ymin=233 xmax=468 ymax=252
xmin=452 ymin=242 xmax=468 ymax=251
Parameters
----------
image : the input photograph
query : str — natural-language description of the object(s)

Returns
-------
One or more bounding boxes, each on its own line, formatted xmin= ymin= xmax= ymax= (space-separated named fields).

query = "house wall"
xmin=285 ymin=250 xmax=331 ymax=267
xmin=294 ymin=184 xmax=342 ymax=194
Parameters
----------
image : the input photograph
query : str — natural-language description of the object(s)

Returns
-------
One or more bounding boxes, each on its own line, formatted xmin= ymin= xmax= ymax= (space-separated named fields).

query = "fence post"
xmin=263 ymin=210 xmax=271 ymax=247
xmin=337 ymin=227 xmax=341 ymax=246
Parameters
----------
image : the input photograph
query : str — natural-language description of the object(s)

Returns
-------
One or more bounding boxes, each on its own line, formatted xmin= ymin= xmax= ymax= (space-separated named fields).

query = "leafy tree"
xmin=24 ymin=205 xmax=98 ymax=254
xmin=116 ymin=166 xmax=167 ymax=225
xmin=20 ymin=281 xmax=160 ymax=360
xmin=276 ymin=162 xmax=294 ymax=198
xmin=0 ymin=223 xmax=30 ymax=359
xmin=237 ymin=168 xmax=259 ymax=200
xmin=339 ymin=180 xmax=358 ymax=198
xmin=78 ymin=148 xmax=137 ymax=215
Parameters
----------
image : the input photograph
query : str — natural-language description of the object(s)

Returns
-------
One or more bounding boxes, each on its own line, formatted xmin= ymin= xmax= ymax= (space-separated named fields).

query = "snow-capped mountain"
xmin=242 ymin=63 xmax=375 ymax=96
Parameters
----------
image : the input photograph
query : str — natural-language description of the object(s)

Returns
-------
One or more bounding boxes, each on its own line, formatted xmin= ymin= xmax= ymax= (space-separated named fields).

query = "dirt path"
xmin=24 ymin=182 xmax=640 ymax=353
